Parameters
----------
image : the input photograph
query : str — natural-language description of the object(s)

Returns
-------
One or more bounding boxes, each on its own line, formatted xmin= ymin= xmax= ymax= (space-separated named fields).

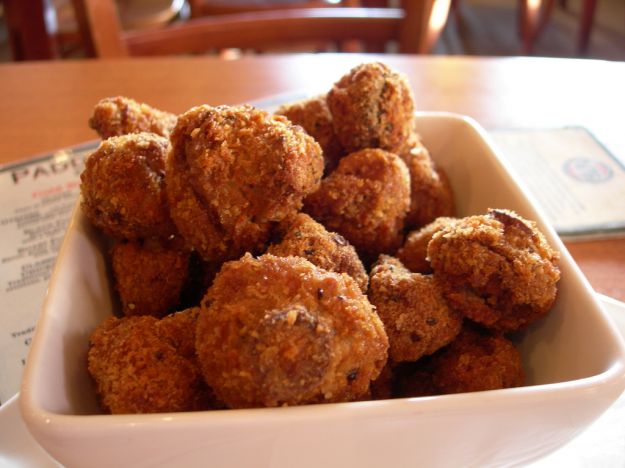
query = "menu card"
xmin=490 ymin=127 xmax=625 ymax=239
xmin=0 ymin=143 xmax=96 ymax=404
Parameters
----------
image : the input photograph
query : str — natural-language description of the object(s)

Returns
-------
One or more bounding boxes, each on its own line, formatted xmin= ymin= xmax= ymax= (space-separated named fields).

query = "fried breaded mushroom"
xmin=276 ymin=94 xmax=344 ymax=174
xmin=397 ymin=217 xmax=458 ymax=274
xmin=369 ymin=256 xmax=463 ymax=363
xmin=305 ymin=148 xmax=411 ymax=263
xmin=167 ymin=105 xmax=324 ymax=262
xmin=327 ymin=62 xmax=417 ymax=155
xmin=110 ymin=238 xmax=190 ymax=317
xmin=400 ymin=142 xmax=455 ymax=231
xmin=89 ymin=96 xmax=177 ymax=139
xmin=157 ymin=308 xmax=225 ymax=409
xmin=428 ymin=209 xmax=561 ymax=332
xmin=87 ymin=310 xmax=211 ymax=414
xmin=267 ymin=213 xmax=368 ymax=293
xmin=195 ymin=253 xmax=389 ymax=408
xmin=156 ymin=307 xmax=201 ymax=359
xmin=429 ymin=325 xmax=524 ymax=394
xmin=80 ymin=132 xmax=176 ymax=240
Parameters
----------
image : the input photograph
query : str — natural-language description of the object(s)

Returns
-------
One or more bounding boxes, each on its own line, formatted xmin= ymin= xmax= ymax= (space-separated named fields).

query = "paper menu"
xmin=0 ymin=142 xmax=96 ymax=404
xmin=490 ymin=127 xmax=625 ymax=238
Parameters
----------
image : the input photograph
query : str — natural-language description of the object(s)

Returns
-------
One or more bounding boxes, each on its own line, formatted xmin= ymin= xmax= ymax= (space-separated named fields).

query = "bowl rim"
xmin=20 ymin=359 xmax=625 ymax=431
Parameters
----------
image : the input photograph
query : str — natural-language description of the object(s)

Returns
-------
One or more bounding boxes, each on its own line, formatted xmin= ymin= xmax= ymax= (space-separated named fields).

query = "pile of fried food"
xmin=81 ymin=62 xmax=561 ymax=414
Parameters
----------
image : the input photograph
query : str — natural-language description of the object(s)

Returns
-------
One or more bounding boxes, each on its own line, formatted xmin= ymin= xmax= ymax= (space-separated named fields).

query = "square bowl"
xmin=20 ymin=113 xmax=625 ymax=468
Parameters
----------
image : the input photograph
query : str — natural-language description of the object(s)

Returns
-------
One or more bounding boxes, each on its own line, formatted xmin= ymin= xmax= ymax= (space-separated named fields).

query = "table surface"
xmin=1 ymin=53 xmax=624 ymax=301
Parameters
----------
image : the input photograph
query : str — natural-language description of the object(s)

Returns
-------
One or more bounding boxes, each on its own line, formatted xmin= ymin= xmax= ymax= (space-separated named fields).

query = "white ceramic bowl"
xmin=20 ymin=113 xmax=625 ymax=468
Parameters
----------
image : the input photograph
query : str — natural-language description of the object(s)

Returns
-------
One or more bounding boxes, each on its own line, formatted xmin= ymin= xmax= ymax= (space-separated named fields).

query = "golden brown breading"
xmin=156 ymin=307 xmax=200 ymax=359
xmin=87 ymin=310 xmax=211 ymax=414
xmin=110 ymin=238 xmax=190 ymax=317
xmin=89 ymin=96 xmax=177 ymax=139
xmin=429 ymin=325 xmax=525 ymax=394
xmin=195 ymin=253 xmax=388 ymax=408
xmin=327 ymin=62 xmax=418 ymax=155
xmin=397 ymin=217 xmax=458 ymax=274
xmin=267 ymin=213 xmax=368 ymax=293
xmin=276 ymin=94 xmax=345 ymax=174
xmin=80 ymin=132 xmax=176 ymax=240
xmin=304 ymin=148 xmax=411 ymax=263
xmin=400 ymin=141 xmax=455 ymax=231
xmin=369 ymin=256 xmax=463 ymax=363
xmin=166 ymin=105 xmax=324 ymax=262
xmin=428 ymin=209 xmax=561 ymax=332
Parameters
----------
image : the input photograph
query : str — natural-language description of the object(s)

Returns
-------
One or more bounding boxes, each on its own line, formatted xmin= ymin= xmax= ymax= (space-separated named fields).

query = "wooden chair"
xmin=183 ymin=0 xmax=366 ymax=53
xmin=1 ymin=0 xmax=187 ymax=60
xmin=186 ymin=0 xmax=361 ymax=19
xmin=75 ymin=0 xmax=451 ymax=57
xmin=2 ymin=0 xmax=57 ymax=60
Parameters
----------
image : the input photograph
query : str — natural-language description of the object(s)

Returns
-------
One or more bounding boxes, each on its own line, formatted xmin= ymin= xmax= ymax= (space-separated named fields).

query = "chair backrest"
xmin=186 ymin=0 xmax=361 ymax=18
xmin=76 ymin=0 xmax=451 ymax=57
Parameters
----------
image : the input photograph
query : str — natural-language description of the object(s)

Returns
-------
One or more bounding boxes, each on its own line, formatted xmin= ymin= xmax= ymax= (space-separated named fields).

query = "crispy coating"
xmin=156 ymin=308 xmax=201 ymax=359
xmin=304 ymin=148 xmax=411 ymax=263
xmin=166 ymin=105 xmax=324 ymax=262
xmin=89 ymin=96 xmax=177 ymax=139
xmin=428 ymin=209 xmax=561 ymax=332
xmin=400 ymin=142 xmax=455 ymax=230
xmin=276 ymin=94 xmax=345 ymax=174
xmin=267 ymin=213 xmax=368 ymax=293
xmin=369 ymin=256 xmax=463 ymax=363
xmin=195 ymin=253 xmax=388 ymax=408
xmin=80 ymin=132 xmax=176 ymax=240
xmin=397 ymin=217 xmax=458 ymax=274
xmin=87 ymin=309 xmax=211 ymax=414
xmin=429 ymin=325 xmax=525 ymax=394
xmin=110 ymin=238 xmax=190 ymax=317
xmin=327 ymin=62 xmax=418 ymax=155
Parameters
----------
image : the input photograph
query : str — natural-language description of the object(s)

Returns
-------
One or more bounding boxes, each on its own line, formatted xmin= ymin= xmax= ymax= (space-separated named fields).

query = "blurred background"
xmin=1 ymin=0 xmax=624 ymax=62
xmin=436 ymin=0 xmax=625 ymax=59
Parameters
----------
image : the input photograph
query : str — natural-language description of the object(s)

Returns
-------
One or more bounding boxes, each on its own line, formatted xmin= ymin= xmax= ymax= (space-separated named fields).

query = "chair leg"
xmin=578 ymin=0 xmax=597 ymax=55
xmin=71 ymin=0 xmax=96 ymax=57
xmin=519 ymin=0 xmax=537 ymax=54
xmin=400 ymin=0 xmax=451 ymax=54
xmin=535 ymin=0 xmax=556 ymax=39
xmin=2 ymin=0 xmax=56 ymax=60
xmin=519 ymin=0 xmax=556 ymax=55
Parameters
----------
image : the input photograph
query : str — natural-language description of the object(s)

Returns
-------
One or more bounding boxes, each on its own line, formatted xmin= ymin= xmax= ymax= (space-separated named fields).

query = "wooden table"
xmin=0 ymin=54 xmax=623 ymax=301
